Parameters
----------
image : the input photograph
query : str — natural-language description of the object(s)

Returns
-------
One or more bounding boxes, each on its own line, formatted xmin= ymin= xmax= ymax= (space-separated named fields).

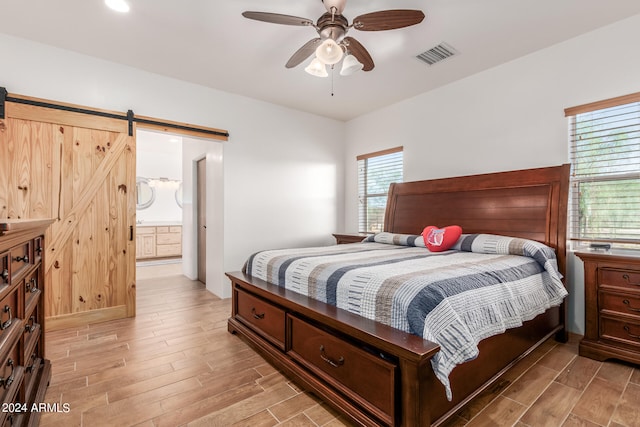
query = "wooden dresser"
xmin=0 ymin=219 xmax=53 ymax=426
xmin=576 ymin=250 xmax=640 ymax=364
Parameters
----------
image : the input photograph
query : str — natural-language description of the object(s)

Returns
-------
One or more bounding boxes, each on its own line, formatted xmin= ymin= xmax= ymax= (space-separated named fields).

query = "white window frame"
xmin=565 ymin=92 xmax=640 ymax=249
xmin=357 ymin=146 xmax=403 ymax=234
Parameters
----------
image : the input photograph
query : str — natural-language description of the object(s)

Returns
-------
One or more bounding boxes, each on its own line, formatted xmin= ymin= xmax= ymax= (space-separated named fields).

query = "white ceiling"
xmin=2 ymin=0 xmax=640 ymax=121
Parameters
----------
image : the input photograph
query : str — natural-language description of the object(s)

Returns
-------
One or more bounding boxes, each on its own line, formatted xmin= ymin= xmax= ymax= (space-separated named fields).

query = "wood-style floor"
xmin=41 ymin=265 xmax=640 ymax=427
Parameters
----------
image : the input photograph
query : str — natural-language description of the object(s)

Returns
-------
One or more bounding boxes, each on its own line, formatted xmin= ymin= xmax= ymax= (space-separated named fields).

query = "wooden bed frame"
xmin=227 ymin=164 xmax=570 ymax=426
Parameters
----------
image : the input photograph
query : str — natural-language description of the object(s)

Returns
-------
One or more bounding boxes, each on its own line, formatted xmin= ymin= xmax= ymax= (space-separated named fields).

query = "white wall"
xmin=0 ymin=33 xmax=345 ymax=299
xmin=344 ymin=14 xmax=640 ymax=334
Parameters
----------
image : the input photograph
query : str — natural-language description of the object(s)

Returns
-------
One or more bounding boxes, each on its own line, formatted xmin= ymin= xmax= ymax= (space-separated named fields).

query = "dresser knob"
xmin=0 ymin=269 xmax=7 ymax=282
xmin=13 ymin=255 xmax=28 ymax=263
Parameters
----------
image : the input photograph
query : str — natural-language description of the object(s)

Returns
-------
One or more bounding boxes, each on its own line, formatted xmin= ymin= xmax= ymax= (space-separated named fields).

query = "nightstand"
xmin=332 ymin=233 xmax=371 ymax=244
xmin=576 ymin=250 xmax=640 ymax=365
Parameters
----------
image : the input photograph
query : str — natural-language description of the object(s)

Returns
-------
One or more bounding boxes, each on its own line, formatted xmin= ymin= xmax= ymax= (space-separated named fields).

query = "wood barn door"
xmin=0 ymin=96 xmax=136 ymax=330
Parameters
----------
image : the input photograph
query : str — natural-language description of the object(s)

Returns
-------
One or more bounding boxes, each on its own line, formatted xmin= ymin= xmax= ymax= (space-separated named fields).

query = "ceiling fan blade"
xmin=343 ymin=37 xmax=374 ymax=71
xmin=353 ymin=9 xmax=425 ymax=31
xmin=242 ymin=11 xmax=314 ymax=27
xmin=286 ymin=38 xmax=322 ymax=68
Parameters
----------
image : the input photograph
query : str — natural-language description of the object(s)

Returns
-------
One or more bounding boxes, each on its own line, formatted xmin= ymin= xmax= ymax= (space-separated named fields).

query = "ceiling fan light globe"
xmin=340 ymin=54 xmax=364 ymax=76
xmin=105 ymin=0 xmax=130 ymax=13
xmin=305 ymin=58 xmax=328 ymax=77
xmin=315 ymin=39 xmax=343 ymax=65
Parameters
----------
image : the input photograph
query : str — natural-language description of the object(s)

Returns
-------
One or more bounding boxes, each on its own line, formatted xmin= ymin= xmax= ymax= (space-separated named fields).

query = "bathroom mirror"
xmin=175 ymin=182 xmax=183 ymax=208
xmin=136 ymin=177 xmax=156 ymax=210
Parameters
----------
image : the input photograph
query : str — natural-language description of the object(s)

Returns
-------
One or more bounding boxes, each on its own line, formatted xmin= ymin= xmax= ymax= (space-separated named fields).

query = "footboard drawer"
xmin=235 ymin=288 xmax=286 ymax=350
xmin=288 ymin=315 xmax=396 ymax=425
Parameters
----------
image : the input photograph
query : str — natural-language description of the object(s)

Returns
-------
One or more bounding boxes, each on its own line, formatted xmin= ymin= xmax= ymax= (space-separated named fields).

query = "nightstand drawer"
xmin=600 ymin=316 xmax=640 ymax=348
xmin=600 ymin=291 xmax=640 ymax=318
xmin=600 ymin=268 xmax=640 ymax=291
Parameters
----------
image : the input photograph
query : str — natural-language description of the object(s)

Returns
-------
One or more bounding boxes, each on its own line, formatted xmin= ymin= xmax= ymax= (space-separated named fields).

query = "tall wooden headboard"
xmin=384 ymin=164 xmax=570 ymax=274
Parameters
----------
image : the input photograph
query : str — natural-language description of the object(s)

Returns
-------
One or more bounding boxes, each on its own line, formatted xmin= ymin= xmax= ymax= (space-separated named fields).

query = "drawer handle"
xmin=251 ymin=308 xmax=265 ymax=320
xmin=26 ymin=353 xmax=37 ymax=373
xmin=0 ymin=305 xmax=12 ymax=330
xmin=27 ymin=277 xmax=38 ymax=293
xmin=25 ymin=316 xmax=36 ymax=333
xmin=623 ymin=325 xmax=640 ymax=340
xmin=623 ymin=299 xmax=640 ymax=313
xmin=13 ymin=255 xmax=29 ymax=263
xmin=0 ymin=269 xmax=7 ymax=282
xmin=319 ymin=345 xmax=344 ymax=368
xmin=622 ymin=274 xmax=640 ymax=286
xmin=0 ymin=358 xmax=14 ymax=389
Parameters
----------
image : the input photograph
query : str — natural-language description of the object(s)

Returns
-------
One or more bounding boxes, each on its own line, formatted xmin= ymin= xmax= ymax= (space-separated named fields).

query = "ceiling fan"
xmin=242 ymin=0 xmax=425 ymax=77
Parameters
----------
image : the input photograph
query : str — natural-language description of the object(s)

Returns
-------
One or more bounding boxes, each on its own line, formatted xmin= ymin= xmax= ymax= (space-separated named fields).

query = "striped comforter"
xmin=244 ymin=233 xmax=567 ymax=400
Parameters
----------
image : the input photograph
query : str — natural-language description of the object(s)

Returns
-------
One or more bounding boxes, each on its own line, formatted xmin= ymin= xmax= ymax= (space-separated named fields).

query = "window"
xmin=357 ymin=147 xmax=403 ymax=233
xmin=565 ymin=92 xmax=640 ymax=248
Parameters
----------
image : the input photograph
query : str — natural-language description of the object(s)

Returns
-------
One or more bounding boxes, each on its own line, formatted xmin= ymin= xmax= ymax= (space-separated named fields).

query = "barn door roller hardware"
xmin=0 ymin=87 xmax=229 ymax=138
xmin=0 ymin=87 xmax=7 ymax=120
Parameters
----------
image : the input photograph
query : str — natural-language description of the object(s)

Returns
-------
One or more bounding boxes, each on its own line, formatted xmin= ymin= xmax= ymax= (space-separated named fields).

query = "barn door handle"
xmin=319 ymin=345 xmax=344 ymax=368
xmin=129 ymin=225 xmax=134 ymax=241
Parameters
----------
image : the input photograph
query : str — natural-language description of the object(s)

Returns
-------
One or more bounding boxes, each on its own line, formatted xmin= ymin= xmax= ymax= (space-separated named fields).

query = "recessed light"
xmin=105 ymin=0 xmax=130 ymax=13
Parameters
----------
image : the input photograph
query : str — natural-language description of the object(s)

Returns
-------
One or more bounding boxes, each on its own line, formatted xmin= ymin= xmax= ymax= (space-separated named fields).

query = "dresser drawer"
xmin=600 ymin=316 xmax=640 ymax=348
xmin=288 ymin=315 xmax=396 ymax=424
xmin=600 ymin=268 xmax=640 ymax=291
xmin=9 ymin=241 xmax=31 ymax=281
xmin=0 ymin=285 xmax=20 ymax=344
xmin=235 ymin=289 xmax=286 ymax=350
xmin=600 ymin=291 xmax=640 ymax=318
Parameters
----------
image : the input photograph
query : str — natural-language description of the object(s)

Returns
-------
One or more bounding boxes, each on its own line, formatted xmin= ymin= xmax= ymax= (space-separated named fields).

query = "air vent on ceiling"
xmin=416 ymin=43 xmax=458 ymax=66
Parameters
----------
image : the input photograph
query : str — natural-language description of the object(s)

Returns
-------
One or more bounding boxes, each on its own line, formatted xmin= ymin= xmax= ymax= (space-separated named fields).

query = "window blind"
xmin=357 ymin=147 xmax=403 ymax=233
xmin=566 ymin=92 xmax=640 ymax=246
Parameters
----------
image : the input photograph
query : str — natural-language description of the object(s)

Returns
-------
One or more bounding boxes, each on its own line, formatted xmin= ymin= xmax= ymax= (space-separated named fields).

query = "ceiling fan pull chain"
xmin=331 ymin=65 xmax=335 ymax=96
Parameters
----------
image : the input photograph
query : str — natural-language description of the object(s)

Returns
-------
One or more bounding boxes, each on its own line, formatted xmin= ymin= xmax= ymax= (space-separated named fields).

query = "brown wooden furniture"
xmin=227 ymin=164 xmax=570 ymax=427
xmin=332 ymin=233 xmax=371 ymax=244
xmin=0 ymin=219 xmax=53 ymax=426
xmin=576 ymin=251 xmax=640 ymax=365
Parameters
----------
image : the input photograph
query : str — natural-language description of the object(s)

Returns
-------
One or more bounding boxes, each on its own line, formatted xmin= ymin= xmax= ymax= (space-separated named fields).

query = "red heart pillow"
xmin=422 ymin=225 xmax=462 ymax=252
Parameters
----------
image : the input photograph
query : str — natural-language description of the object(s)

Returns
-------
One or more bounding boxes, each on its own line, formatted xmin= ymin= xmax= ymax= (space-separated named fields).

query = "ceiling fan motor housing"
xmin=317 ymin=13 xmax=348 ymax=41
